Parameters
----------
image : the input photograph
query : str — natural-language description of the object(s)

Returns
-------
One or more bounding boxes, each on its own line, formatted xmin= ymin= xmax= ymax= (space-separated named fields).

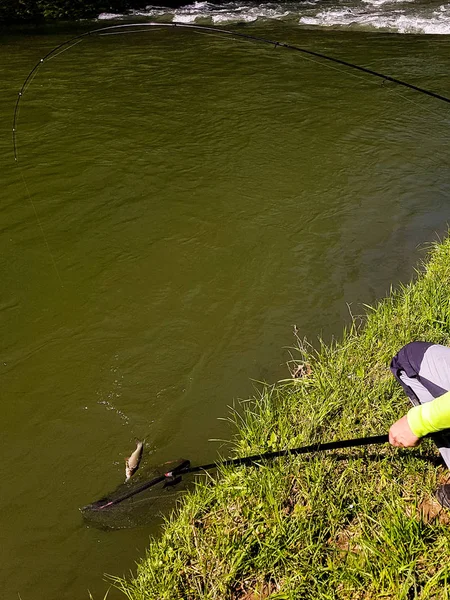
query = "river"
xmin=1 ymin=4 xmax=450 ymax=598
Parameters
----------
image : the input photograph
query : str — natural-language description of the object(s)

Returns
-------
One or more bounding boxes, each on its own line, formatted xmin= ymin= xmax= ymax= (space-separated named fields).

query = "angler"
xmin=390 ymin=341 xmax=450 ymax=507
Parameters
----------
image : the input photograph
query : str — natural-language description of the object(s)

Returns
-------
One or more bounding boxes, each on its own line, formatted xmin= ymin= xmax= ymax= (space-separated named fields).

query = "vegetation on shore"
xmin=116 ymin=236 xmax=450 ymax=599
xmin=0 ymin=0 xmax=153 ymax=23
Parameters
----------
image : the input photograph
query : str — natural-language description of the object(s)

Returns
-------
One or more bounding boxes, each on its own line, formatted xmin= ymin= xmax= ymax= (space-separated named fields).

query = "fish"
xmin=125 ymin=440 xmax=144 ymax=482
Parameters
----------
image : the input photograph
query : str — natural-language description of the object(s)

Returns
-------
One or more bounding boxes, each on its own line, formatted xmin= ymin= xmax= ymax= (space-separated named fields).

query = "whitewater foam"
xmin=299 ymin=4 xmax=450 ymax=34
xmin=98 ymin=0 xmax=450 ymax=34
xmin=98 ymin=12 xmax=126 ymax=20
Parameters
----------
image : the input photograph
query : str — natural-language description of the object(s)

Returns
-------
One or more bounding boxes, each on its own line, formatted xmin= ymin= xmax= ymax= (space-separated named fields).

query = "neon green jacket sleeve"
xmin=407 ymin=390 xmax=450 ymax=437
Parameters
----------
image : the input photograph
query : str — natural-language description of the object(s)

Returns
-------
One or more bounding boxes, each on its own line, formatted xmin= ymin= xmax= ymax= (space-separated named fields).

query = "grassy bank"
xmin=117 ymin=237 xmax=450 ymax=599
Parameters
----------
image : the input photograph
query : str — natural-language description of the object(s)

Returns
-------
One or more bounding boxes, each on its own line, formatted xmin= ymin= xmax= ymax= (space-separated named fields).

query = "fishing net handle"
xmin=87 ymin=434 xmax=389 ymax=510
xmin=187 ymin=434 xmax=390 ymax=474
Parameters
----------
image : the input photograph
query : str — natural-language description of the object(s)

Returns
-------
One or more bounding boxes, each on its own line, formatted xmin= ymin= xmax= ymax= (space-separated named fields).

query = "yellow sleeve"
xmin=407 ymin=390 xmax=450 ymax=437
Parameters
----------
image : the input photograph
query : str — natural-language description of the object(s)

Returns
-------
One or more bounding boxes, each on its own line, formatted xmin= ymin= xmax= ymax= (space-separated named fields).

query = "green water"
xmin=1 ymin=22 xmax=450 ymax=599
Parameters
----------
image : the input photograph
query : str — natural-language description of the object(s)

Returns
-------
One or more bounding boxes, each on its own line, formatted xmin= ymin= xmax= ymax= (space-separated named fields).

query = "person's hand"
xmin=389 ymin=415 xmax=421 ymax=447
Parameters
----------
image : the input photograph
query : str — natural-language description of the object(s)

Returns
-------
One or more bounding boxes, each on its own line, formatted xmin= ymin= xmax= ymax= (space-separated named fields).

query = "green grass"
xmin=115 ymin=236 xmax=450 ymax=599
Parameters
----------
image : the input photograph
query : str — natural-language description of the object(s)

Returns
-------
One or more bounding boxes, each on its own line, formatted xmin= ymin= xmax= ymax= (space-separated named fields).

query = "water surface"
xmin=1 ymin=19 xmax=450 ymax=599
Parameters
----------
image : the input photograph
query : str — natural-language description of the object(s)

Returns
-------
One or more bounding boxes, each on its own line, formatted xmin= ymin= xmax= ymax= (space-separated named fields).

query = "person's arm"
xmin=389 ymin=389 xmax=450 ymax=447
xmin=407 ymin=389 xmax=450 ymax=437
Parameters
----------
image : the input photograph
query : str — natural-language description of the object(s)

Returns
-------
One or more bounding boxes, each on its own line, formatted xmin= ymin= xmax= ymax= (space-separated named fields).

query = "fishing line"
xmin=13 ymin=23 xmax=450 ymax=206
xmin=98 ymin=29 xmax=156 ymax=36
xmin=12 ymin=23 xmax=450 ymax=354
xmin=46 ymin=38 xmax=84 ymax=63
xmin=13 ymin=30 xmax=94 ymax=161
xmin=18 ymin=170 xmax=64 ymax=287
xmin=383 ymin=83 xmax=448 ymax=123
xmin=13 ymin=38 xmax=87 ymax=285
xmin=379 ymin=84 xmax=450 ymax=173
xmin=284 ymin=49 xmax=370 ymax=86
xmin=13 ymin=21 xmax=450 ymax=160
xmin=11 ymin=22 xmax=449 ymax=529
xmin=194 ymin=24 xmax=444 ymax=137
xmin=14 ymin=158 xmax=64 ymax=287
xmin=13 ymin=22 xmax=449 ymax=288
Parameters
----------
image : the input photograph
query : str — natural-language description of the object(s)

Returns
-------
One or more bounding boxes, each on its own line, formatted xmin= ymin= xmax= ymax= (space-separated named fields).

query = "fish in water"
xmin=125 ymin=440 xmax=144 ymax=482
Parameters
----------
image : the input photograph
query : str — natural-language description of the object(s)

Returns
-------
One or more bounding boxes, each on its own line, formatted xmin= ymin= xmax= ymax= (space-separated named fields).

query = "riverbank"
xmin=116 ymin=236 xmax=450 ymax=599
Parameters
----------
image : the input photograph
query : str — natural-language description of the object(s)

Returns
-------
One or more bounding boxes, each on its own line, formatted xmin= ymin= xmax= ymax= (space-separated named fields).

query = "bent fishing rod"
xmin=13 ymin=22 xmax=450 ymax=161
xmin=93 ymin=433 xmax=389 ymax=509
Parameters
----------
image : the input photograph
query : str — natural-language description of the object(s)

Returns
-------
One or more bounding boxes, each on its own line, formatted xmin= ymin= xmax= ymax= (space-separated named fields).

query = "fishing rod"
xmin=13 ymin=22 xmax=450 ymax=287
xmin=14 ymin=25 xmax=446 ymax=514
xmin=90 ymin=433 xmax=389 ymax=510
xmin=13 ymin=22 xmax=450 ymax=161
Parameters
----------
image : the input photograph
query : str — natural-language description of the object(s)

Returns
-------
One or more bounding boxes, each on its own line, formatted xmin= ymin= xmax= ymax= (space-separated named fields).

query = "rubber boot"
xmin=435 ymin=484 xmax=450 ymax=509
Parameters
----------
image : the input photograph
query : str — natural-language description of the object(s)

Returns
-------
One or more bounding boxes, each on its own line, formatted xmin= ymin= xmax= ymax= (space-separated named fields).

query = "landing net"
xmin=81 ymin=458 xmax=194 ymax=530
